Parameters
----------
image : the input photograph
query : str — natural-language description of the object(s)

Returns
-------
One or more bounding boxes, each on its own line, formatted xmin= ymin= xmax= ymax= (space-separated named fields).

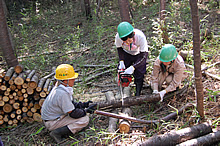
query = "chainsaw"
xmin=118 ymin=69 xmax=132 ymax=87
xmin=118 ymin=69 xmax=132 ymax=106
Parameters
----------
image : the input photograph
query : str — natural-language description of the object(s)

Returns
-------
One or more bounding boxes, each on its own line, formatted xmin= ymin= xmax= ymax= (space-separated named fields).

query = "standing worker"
xmin=115 ymin=22 xmax=149 ymax=96
xmin=41 ymin=64 xmax=96 ymax=143
xmin=150 ymin=44 xmax=188 ymax=101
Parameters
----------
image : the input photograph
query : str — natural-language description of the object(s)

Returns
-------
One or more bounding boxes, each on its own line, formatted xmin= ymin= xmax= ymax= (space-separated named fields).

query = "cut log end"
xmin=3 ymin=104 xmax=13 ymax=113
xmin=119 ymin=121 xmax=131 ymax=133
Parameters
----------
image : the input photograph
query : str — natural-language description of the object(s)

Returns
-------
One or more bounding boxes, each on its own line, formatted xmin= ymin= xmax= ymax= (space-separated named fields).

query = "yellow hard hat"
xmin=55 ymin=64 xmax=78 ymax=80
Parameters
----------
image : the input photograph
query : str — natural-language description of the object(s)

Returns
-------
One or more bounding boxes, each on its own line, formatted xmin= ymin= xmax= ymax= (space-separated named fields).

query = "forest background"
xmin=0 ymin=0 xmax=219 ymax=145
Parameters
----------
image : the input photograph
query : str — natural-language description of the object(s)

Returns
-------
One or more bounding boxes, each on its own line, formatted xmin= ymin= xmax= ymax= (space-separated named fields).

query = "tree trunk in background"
xmin=189 ymin=0 xmax=204 ymax=118
xmin=160 ymin=0 xmax=169 ymax=43
xmin=84 ymin=0 xmax=92 ymax=20
xmin=118 ymin=0 xmax=131 ymax=23
xmin=0 ymin=0 xmax=19 ymax=67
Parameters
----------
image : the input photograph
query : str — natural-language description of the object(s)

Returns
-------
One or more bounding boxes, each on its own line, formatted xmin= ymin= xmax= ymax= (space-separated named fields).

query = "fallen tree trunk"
xmin=97 ymin=94 xmax=160 ymax=110
xmin=139 ymin=121 xmax=213 ymax=146
xmin=119 ymin=87 xmax=132 ymax=134
xmin=105 ymin=91 xmax=118 ymax=133
xmin=177 ymin=130 xmax=220 ymax=146
xmin=119 ymin=108 xmax=132 ymax=133
xmin=96 ymin=84 xmax=188 ymax=110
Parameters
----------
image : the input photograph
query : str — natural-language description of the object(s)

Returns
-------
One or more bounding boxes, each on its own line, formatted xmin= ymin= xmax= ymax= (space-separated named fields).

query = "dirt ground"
xmin=0 ymin=55 xmax=219 ymax=145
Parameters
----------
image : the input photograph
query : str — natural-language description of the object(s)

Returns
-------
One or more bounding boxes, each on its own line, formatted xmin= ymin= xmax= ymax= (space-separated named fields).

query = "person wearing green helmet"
xmin=115 ymin=21 xmax=149 ymax=96
xmin=150 ymin=44 xmax=188 ymax=101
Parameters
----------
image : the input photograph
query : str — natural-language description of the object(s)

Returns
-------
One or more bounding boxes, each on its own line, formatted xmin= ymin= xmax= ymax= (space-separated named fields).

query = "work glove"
xmin=124 ymin=66 xmax=135 ymax=74
xmin=72 ymin=101 xmax=93 ymax=109
xmin=85 ymin=104 xmax=97 ymax=114
xmin=159 ymin=90 xmax=166 ymax=102
xmin=82 ymin=101 xmax=93 ymax=108
xmin=153 ymin=90 xmax=159 ymax=94
xmin=118 ymin=60 xmax=125 ymax=70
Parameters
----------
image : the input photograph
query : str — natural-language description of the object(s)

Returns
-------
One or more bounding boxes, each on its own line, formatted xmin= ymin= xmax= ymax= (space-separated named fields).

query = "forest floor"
xmin=0 ymin=0 xmax=219 ymax=145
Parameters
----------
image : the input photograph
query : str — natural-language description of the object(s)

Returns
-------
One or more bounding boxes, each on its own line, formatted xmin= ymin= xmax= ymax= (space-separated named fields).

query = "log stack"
xmin=0 ymin=65 xmax=54 ymax=127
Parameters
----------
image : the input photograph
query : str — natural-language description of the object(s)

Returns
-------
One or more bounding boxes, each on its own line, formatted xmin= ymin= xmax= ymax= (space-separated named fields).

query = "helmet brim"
xmin=54 ymin=73 xmax=78 ymax=80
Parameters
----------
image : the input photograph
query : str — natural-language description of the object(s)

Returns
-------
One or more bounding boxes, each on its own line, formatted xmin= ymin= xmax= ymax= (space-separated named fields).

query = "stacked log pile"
xmin=0 ymin=65 xmax=54 ymax=127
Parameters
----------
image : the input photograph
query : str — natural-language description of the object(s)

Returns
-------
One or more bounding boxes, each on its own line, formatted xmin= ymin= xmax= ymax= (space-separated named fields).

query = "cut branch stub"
xmin=13 ymin=102 xmax=20 ymax=109
xmin=39 ymin=99 xmax=45 ymax=107
xmin=3 ymin=104 xmax=13 ymax=113
xmin=26 ymin=70 xmax=36 ymax=82
xmin=0 ymin=100 xmax=5 ymax=106
xmin=33 ymin=113 xmax=42 ymax=122
xmin=14 ymin=72 xmax=26 ymax=85
xmin=28 ymin=73 xmax=40 ymax=89
xmin=36 ymin=78 xmax=47 ymax=92
xmin=43 ymin=78 xmax=51 ymax=92
xmin=26 ymin=87 xmax=34 ymax=95
xmin=11 ymin=72 xmax=18 ymax=80
xmin=14 ymin=64 xmax=24 ymax=74
xmin=119 ymin=107 xmax=133 ymax=133
xmin=40 ymin=91 xmax=47 ymax=98
xmin=47 ymin=80 xmax=54 ymax=94
xmin=0 ymin=85 xmax=7 ymax=91
xmin=4 ymin=67 xmax=14 ymax=81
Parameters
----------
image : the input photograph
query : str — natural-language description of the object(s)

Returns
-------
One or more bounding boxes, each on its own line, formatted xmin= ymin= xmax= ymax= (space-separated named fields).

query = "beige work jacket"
xmin=151 ymin=55 xmax=188 ymax=92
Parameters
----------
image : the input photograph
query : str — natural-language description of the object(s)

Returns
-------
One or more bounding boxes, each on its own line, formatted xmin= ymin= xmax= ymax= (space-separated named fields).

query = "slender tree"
xmin=160 ymin=0 xmax=169 ymax=43
xmin=84 ymin=0 xmax=92 ymax=20
xmin=0 ymin=0 xmax=18 ymax=67
xmin=118 ymin=0 xmax=131 ymax=23
xmin=189 ymin=0 xmax=204 ymax=118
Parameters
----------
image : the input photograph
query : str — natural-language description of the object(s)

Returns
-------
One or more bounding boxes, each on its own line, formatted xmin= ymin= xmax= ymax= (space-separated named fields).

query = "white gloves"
xmin=153 ymin=90 xmax=159 ymax=94
xmin=124 ymin=66 xmax=135 ymax=74
xmin=159 ymin=90 xmax=166 ymax=102
xmin=118 ymin=61 xmax=125 ymax=70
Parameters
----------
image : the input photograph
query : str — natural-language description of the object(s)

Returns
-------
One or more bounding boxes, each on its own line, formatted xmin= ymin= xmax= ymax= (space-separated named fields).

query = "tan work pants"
xmin=151 ymin=72 xmax=177 ymax=91
xmin=157 ymin=72 xmax=173 ymax=91
xmin=44 ymin=115 xmax=89 ymax=134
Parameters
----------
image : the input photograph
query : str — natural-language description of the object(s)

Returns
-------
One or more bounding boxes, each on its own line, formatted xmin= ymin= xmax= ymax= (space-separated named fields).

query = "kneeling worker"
xmin=150 ymin=44 xmax=188 ymax=101
xmin=41 ymin=64 xmax=96 ymax=143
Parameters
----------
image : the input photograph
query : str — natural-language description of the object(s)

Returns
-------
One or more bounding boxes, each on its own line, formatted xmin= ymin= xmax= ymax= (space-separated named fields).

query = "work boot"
xmin=135 ymin=82 xmax=143 ymax=96
xmin=49 ymin=126 xmax=72 ymax=143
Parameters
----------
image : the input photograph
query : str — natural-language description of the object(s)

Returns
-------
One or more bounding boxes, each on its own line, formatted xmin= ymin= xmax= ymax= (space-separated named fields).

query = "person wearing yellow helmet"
xmin=41 ymin=64 xmax=96 ymax=143
xmin=115 ymin=22 xmax=149 ymax=96
xmin=150 ymin=44 xmax=188 ymax=101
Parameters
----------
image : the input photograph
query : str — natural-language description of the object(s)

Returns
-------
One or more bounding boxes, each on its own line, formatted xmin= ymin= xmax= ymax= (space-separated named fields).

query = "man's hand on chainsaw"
xmin=124 ymin=66 xmax=135 ymax=74
xmin=118 ymin=60 xmax=125 ymax=70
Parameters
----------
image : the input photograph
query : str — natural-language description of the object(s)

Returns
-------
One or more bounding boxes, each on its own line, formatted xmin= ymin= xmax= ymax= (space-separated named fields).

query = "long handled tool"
xmin=94 ymin=110 xmax=156 ymax=124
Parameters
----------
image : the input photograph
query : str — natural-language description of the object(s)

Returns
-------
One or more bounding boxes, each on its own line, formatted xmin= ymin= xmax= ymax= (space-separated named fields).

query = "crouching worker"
xmin=150 ymin=44 xmax=188 ymax=102
xmin=41 ymin=64 xmax=96 ymax=143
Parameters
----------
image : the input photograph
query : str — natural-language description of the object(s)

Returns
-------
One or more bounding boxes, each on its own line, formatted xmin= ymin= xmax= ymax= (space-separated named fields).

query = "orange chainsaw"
xmin=118 ymin=69 xmax=132 ymax=87
xmin=118 ymin=69 xmax=132 ymax=106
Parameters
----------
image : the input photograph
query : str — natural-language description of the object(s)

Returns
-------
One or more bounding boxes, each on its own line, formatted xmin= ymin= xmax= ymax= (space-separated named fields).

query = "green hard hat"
xmin=117 ymin=22 xmax=134 ymax=38
xmin=159 ymin=44 xmax=178 ymax=62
